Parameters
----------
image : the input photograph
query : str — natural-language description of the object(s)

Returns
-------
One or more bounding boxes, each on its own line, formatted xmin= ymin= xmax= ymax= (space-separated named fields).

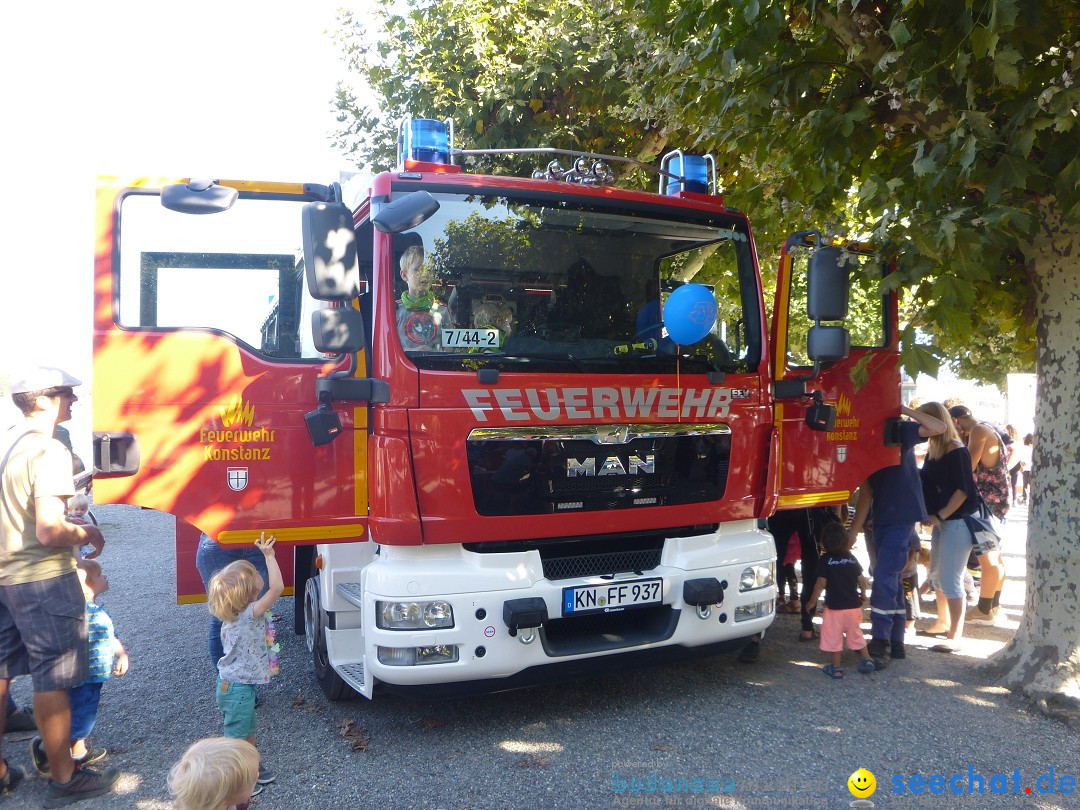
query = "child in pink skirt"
xmin=803 ymin=523 xmax=875 ymax=678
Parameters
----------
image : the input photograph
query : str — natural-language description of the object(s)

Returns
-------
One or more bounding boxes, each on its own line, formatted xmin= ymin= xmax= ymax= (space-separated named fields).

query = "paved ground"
xmin=3 ymin=501 xmax=1075 ymax=810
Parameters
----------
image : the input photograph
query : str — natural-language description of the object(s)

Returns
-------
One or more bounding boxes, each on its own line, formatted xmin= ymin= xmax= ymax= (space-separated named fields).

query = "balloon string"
xmin=676 ymin=351 xmax=682 ymax=422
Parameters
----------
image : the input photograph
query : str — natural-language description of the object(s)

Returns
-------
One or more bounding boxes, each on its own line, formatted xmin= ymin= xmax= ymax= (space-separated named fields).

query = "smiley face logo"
xmin=848 ymin=768 xmax=876 ymax=798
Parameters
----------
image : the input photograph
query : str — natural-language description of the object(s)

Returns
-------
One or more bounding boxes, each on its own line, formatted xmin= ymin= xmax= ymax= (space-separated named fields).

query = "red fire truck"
xmin=92 ymin=118 xmax=899 ymax=699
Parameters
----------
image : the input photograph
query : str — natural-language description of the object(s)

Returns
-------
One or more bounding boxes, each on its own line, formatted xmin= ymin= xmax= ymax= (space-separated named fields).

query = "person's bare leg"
xmin=977 ymin=552 xmax=1003 ymax=598
xmin=70 ymin=738 xmax=87 ymax=759
xmin=945 ymin=596 xmax=965 ymax=644
xmin=925 ymin=590 xmax=950 ymax=633
xmin=0 ymin=677 xmax=8 ymax=777
xmin=33 ymin=690 xmax=76 ymax=784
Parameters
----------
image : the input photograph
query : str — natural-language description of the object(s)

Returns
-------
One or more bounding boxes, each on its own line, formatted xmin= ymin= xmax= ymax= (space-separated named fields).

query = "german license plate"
xmin=562 ymin=578 xmax=663 ymax=615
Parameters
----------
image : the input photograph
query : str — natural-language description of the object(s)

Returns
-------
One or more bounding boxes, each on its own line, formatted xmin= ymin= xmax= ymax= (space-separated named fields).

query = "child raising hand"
xmin=208 ymin=533 xmax=283 ymax=791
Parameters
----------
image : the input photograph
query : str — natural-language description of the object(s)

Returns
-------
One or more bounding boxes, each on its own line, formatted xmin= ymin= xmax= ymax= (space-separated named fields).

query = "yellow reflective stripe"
xmin=773 ymin=253 xmax=793 ymax=375
xmin=178 ymin=587 xmax=294 ymax=605
xmin=777 ymin=491 xmax=850 ymax=509
xmin=354 ymin=405 xmax=368 ymax=516
xmin=217 ymin=526 xmax=364 ymax=544
xmin=98 ymin=177 xmax=311 ymax=195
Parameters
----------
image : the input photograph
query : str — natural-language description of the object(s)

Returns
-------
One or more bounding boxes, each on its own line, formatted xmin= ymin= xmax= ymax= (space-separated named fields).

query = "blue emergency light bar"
xmin=397 ymin=117 xmax=454 ymax=167
xmin=659 ymin=150 xmax=717 ymax=196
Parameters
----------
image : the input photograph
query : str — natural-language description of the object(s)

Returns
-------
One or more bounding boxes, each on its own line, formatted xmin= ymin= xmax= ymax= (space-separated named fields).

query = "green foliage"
xmin=633 ymin=0 xmax=1077 ymax=385
xmin=334 ymin=0 xmax=1078 ymax=385
xmin=330 ymin=0 xmax=670 ymax=177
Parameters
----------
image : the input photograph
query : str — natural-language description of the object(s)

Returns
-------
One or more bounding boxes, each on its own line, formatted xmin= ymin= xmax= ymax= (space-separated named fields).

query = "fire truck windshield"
xmin=391 ymin=191 xmax=761 ymax=375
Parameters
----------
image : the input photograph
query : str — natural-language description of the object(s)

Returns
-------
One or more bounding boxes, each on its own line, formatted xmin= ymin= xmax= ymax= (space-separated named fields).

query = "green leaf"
xmin=970 ymin=25 xmax=998 ymax=59
xmin=993 ymin=45 xmax=1022 ymax=87
xmin=889 ymin=19 xmax=912 ymax=47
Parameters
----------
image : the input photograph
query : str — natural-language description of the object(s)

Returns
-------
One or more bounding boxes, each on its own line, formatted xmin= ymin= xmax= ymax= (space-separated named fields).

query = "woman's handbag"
xmin=963 ymin=496 xmax=1002 ymax=554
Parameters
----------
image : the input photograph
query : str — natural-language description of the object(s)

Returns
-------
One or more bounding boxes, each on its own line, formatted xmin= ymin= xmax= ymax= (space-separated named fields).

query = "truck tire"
xmin=303 ymin=570 xmax=356 ymax=701
xmin=293 ymin=546 xmax=314 ymax=635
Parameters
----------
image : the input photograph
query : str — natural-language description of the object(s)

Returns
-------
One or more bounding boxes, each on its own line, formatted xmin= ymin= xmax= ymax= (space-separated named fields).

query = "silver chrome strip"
xmin=467 ymin=423 xmax=730 ymax=444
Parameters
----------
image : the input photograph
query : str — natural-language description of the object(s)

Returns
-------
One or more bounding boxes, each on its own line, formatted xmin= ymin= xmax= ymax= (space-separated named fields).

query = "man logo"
xmin=227 ymin=467 xmax=249 ymax=491
xmin=837 ymin=445 xmax=848 ymax=463
xmin=566 ymin=455 xmax=655 ymax=476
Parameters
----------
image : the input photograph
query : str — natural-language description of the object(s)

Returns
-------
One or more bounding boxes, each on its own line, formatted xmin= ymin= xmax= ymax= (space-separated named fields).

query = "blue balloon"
xmin=662 ymin=283 xmax=717 ymax=345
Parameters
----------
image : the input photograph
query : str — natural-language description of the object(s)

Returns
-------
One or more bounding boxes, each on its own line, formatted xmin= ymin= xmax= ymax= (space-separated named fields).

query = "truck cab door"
xmin=770 ymin=235 xmax=901 ymax=511
xmin=92 ymin=179 xmax=371 ymax=598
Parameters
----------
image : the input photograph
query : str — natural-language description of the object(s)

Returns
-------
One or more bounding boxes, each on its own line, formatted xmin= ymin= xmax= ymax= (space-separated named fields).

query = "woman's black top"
xmin=920 ymin=444 xmax=979 ymax=517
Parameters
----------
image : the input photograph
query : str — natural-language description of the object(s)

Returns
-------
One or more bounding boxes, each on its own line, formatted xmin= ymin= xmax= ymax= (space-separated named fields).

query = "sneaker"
xmin=890 ymin=641 xmax=906 ymax=659
xmin=966 ymin=607 xmax=996 ymax=625
xmin=30 ymin=735 xmax=49 ymax=776
xmin=0 ymin=759 xmax=25 ymax=795
xmin=3 ymin=706 xmax=36 ymax=733
xmin=43 ymin=765 xmax=119 ymax=808
xmin=72 ymin=746 xmax=107 ymax=767
xmin=256 ymin=764 xmax=276 ymax=785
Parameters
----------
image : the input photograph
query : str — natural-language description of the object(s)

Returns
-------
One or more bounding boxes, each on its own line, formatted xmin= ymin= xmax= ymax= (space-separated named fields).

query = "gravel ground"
xmin=3 ymin=503 xmax=1075 ymax=810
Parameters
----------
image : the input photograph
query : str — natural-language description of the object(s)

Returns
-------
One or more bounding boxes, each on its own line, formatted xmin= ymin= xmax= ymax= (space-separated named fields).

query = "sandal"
xmin=822 ymin=664 xmax=844 ymax=679
xmin=857 ymin=657 xmax=876 ymax=674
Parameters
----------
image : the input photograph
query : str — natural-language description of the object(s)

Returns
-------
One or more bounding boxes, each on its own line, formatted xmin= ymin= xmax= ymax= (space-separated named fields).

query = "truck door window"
xmin=785 ymin=251 xmax=886 ymax=367
xmin=116 ymin=193 xmax=331 ymax=361
xmin=390 ymin=190 xmax=761 ymax=374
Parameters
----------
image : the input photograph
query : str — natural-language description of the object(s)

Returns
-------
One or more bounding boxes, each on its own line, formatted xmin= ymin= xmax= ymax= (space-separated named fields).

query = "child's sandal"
xmin=857 ymin=656 xmax=876 ymax=674
xmin=822 ymin=664 xmax=844 ymax=679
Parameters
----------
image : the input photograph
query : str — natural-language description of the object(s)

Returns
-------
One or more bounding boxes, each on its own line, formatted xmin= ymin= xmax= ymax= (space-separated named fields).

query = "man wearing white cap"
xmin=0 ymin=367 xmax=118 ymax=804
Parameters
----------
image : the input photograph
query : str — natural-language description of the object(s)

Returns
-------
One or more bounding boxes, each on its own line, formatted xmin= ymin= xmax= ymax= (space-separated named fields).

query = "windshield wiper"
xmin=484 ymin=352 xmax=589 ymax=373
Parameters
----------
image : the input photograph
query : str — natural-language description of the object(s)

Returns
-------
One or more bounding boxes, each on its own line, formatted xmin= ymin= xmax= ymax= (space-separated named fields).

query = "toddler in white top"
xmin=208 ymin=533 xmax=282 ymax=789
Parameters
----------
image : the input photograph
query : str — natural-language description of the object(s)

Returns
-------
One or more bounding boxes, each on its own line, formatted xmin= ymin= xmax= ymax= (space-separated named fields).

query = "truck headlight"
xmin=735 ymin=599 xmax=774 ymax=622
xmin=377 ymin=600 xmax=455 ymax=630
xmin=739 ymin=563 xmax=775 ymax=592
xmin=377 ymin=645 xmax=460 ymax=666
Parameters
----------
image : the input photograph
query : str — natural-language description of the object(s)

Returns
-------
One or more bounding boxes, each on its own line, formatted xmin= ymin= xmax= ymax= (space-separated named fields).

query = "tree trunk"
xmin=982 ymin=198 xmax=1080 ymax=717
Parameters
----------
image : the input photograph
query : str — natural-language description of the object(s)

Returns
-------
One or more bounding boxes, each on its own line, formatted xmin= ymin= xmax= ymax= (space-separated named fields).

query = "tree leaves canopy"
xmin=334 ymin=0 xmax=1079 ymax=385
xmin=634 ymin=0 xmax=1077 ymax=384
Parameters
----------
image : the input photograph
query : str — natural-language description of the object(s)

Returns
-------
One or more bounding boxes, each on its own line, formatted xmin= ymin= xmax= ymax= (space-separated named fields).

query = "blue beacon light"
xmin=399 ymin=117 xmax=452 ymax=165
xmin=660 ymin=150 xmax=717 ymax=195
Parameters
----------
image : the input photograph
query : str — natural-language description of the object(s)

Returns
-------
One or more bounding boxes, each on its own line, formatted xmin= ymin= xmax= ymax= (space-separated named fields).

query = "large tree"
xmin=329 ymin=0 xmax=669 ymax=176
xmin=634 ymin=0 xmax=1079 ymax=716
xmin=333 ymin=0 xmax=1080 ymax=711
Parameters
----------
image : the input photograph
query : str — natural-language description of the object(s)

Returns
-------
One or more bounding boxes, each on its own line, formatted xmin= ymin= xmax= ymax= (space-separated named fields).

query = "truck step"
xmin=326 ymin=629 xmax=372 ymax=698
xmin=337 ymin=661 xmax=367 ymax=695
xmin=335 ymin=582 xmax=364 ymax=609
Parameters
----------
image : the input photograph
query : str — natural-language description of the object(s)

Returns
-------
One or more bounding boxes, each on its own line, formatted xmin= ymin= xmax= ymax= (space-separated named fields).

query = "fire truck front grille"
xmin=551 ymin=476 xmax=653 ymax=494
xmin=542 ymin=548 xmax=662 ymax=580
xmin=540 ymin=605 xmax=678 ymax=656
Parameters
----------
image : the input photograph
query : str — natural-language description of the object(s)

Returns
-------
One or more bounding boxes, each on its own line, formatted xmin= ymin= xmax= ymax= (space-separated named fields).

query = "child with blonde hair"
xmin=168 ymin=737 xmax=260 ymax=810
xmin=208 ymin=533 xmax=282 ymax=789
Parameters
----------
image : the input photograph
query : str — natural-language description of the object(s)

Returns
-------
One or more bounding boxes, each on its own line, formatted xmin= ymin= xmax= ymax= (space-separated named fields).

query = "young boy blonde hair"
xmin=168 ymin=737 xmax=259 ymax=810
xmin=208 ymin=560 xmax=261 ymax=624
xmin=67 ymin=492 xmax=90 ymax=517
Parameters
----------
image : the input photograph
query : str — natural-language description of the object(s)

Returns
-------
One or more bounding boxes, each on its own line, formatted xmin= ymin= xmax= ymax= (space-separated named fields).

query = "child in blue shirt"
xmin=31 ymin=559 xmax=129 ymax=774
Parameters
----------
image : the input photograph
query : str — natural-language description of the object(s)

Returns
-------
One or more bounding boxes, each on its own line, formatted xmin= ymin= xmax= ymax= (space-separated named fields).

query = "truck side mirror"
xmin=807 ymin=246 xmax=853 ymax=321
xmin=807 ymin=324 xmax=850 ymax=363
xmin=372 ymin=190 xmax=440 ymax=234
xmin=303 ymin=202 xmax=361 ymax=300
xmin=311 ymin=307 xmax=366 ymax=355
